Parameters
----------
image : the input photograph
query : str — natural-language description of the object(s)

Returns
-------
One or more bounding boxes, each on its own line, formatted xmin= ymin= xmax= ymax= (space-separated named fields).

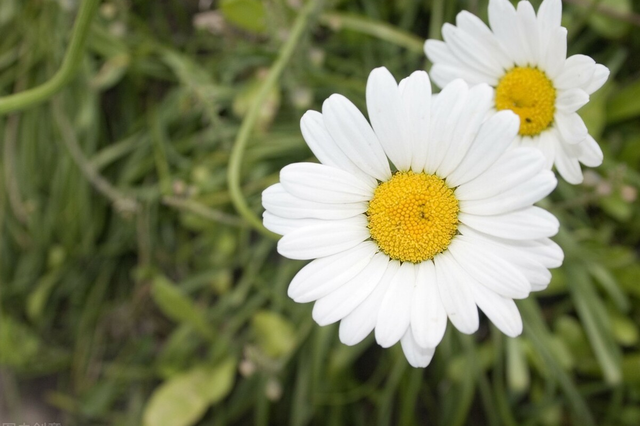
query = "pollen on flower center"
xmin=366 ymin=171 xmax=459 ymax=263
xmin=495 ymin=67 xmax=556 ymax=136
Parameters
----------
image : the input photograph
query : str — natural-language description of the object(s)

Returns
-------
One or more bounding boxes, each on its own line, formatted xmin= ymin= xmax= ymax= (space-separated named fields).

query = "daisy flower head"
xmin=262 ymin=67 xmax=564 ymax=368
xmin=424 ymin=0 xmax=609 ymax=184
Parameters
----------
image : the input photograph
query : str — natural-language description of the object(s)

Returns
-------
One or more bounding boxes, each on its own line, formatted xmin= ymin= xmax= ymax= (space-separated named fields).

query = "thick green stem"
xmin=0 ymin=0 xmax=101 ymax=115
xmin=227 ymin=0 xmax=322 ymax=239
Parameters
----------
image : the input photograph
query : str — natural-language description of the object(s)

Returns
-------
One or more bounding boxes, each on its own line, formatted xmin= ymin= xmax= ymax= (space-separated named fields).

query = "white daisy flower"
xmin=262 ymin=67 xmax=564 ymax=368
xmin=424 ymin=0 xmax=609 ymax=184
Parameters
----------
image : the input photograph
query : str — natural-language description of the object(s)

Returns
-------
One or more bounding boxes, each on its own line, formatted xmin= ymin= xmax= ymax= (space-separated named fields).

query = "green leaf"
xmin=151 ymin=275 xmax=215 ymax=340
xmin=252 ymin=310 xmax=296 ymax=358
xmin=143 ymin=358 xmax=237 ymax=426
xmin=220 ymin=0 xmax=267 ymax=34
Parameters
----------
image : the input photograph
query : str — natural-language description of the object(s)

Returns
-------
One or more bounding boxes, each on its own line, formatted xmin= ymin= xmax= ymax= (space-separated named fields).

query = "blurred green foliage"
xmin=0 ymin=0 xmax=640 ymax=425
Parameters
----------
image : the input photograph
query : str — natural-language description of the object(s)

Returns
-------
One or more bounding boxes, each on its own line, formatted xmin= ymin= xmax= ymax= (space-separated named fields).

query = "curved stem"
xmin=227 ymin=0 xmax=322 ymax=239
xmin=0 ymin=0 xmax=101 ymax=115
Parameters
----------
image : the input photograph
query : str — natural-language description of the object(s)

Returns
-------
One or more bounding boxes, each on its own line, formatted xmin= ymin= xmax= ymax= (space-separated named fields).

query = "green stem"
xmin=0 ymin=0 xmax=101 ymax=115
xmin=227 ymin=0 xmax=322 ymax=239
xmin=319 ymin=11 xmax=424 ymax=53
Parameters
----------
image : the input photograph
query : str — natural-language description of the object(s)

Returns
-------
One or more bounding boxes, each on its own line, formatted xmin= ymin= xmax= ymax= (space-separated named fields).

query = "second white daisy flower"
xmin=425 ymin=0 xmax=609 ymax=184
xmin=262 ymin=67 xmax=563 ymax=368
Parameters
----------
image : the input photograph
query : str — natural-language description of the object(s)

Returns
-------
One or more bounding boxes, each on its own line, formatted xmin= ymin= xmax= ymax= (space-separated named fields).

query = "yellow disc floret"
xmin=495 ymin=67 xmax=556 ymax=136
xmin=367 ymin=171 xmax=459 ymax=263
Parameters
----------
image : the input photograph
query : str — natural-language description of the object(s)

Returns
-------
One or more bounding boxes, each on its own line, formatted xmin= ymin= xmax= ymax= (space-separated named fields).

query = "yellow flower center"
xmin=495 ymin=67 xmax=556 ymax=136
xmin=367 ymin=171 xmax=459 ymax=263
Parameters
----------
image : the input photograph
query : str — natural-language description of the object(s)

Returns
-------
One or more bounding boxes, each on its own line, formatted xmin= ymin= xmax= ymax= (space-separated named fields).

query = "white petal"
xmin=582 ymin=64 xmax=610 ymax=95
xmin=554 ymin=112 xmax=588 ymax=145
xmin=556 ymin=88 xmax=589 ymax=113
xmin=460 ymin=170 xmax=557 ymax=215
xmin=554 ymin=54 xmax=596 ymax=90
xmin=262 ymin=184 xmax=368 ymax=220
xmin=287 ymin=241 xmax=378 ymax=303
xmin=277 ymin=216 xmax=370 ymax=260
xmin=455 ymin=11 xmax=513 ymax=70
xmin=458 ymin=228 xmax=552 ymax=289
xmin=301 ymin=110 xmax=376 ymax=184
xmin=312 ymin=253 xmax=388 ymax=326
xmin=437 ymin=84 xmax=495 ymax=178
xmin=400 ymin=71 xmax=432 ymax=173
xmin=263 ymin=211 xmax=326 ymax=235
xmin=375 ymin=262 xmax=416 ymax=348
xmin=537 ymin=129 xmax=557 ymax=169
xmin=425 ymin=79 xmax=469 ymax=174
xmin=455 ymin=147 xmax=545 ymax=201
xmin=459 ymin=206 xmax=559 ymax=240
xmin=448 ymin=237 xmax=530 ymax=299
xmin=488 ymin=0 xmax=528 ymax=66
xmin=516 ymin=1 xmax=540 ymax=65
xmin=339 ymin=261 xmax=401 ymax=346
xmin=471 ymin=283 xmax=523 ymax=337
xmin=576 ymin=135 xmax=603 ymax=167
xmin=323 ymin=94 xmax=391 ymax=181
xmin=434 ymin=250 xmax=479 ymax=334
xmin=537 ymin=0 xmax=562 ymax=31
xmin=424 ymin=39 xmax=461 ymax=66
xmin=555 ymin=142 xmax=584 ymax=184
xmin=429 ymin=63 xmax=497 ymax=88
xmin=280 ymin=163 xmax=375 ymax=204
xmin=459 ymin=225 xmax=564 ymax=269
xmin=539 ymin=27 xmax=567 ymax=79
xmin=366 ymin=67 xmax=411 ymax=171
xmin=442 ymin=23 xmax=505 ymax=77
xmin=401 ymin=328 xmax=436 ymax=368
xmin=411 ymin=261 xmax=447 ymax=348
xmin=446 ymin=110 xmax=520 ymax=187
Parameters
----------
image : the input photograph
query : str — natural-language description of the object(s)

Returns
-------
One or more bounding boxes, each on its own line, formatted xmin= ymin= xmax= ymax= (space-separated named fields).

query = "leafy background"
xmin=0 ymin=0 xmax=639 ymax=425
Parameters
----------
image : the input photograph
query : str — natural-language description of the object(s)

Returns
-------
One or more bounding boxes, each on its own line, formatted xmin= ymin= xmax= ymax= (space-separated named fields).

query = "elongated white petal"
xmin=516 ymin=1 xmax=540 ymax=65
xmin=582 ymin=64 xmax=610 ymax=95
xmin=554 ymin=54 xmax=596 ymax=90
xmin=425 ymin=79 xmax=469 ymax=174
xmin=446 ymin=110 xmax=520 ymax=187
xmin=459 ymin=206 xmax=559 ymax=240
xmin=488 ymin=0 xmax=527 ymax=66
xmin=277 ymin=216 xmax=369 ymax=260
xmin=554 ymin=112 xmax=588 ymax=145
xmin=263 ymin=211 xmax=327 ymax=235
xmin=460 ymin=170 xmax=557 ymax=215
xmin=401 ymin=328 xmax=436 ymax=368
xmin=537 ymin=0 xmax=562 ymax=59
xmin=437 ymin=84 xmax=495 ymax=178
xmin=455 ymin=147 xmax=545 ymax=201
xmin=429 ymin=63 xmax=497 ymax=88
xmin=556 ymin=88 xmax=589 ymax=113
xmin=301 ymin=110 xmax=376 ymax=184
xmin=376 ymin=262 xmax=416 ymax=348
xmin=262 ymin=184 xmax=368 ymax=220
xmin=339 ymin=261 xmax=401 ymax=346
xmin=555 ymin=142 xmax=584 ymax=184
xmin=442 ymin=23 xmax=504 ymax=77
xmin=323 ymin=94 xmax=391 ymax=181
xmin=400 ymin=71 xmax=432 ymax=172
xmin=424 ymin=39 xmax=461 ymax=66
xmin=576 ymin=135 xmax=603 ymax=167
xmin=471 ymin=283 xmax=523 ymax=337
xmin=367 ymin=67 xmax=411 ymax=171
xmin=537 ymin=131 xmax=556 ymax=169
xmin=411 ymin=261 xmax=447 ymax=348
xmin=280 ymin=163 xmax=375 ymax=204
xmin=539 ymin=27 xmax=567 ymax=79
xmin=312 ymin=253 xmax=388 ymax=326
xmin=459 ymin=227 xmax=552 ymax=289
xmin=455 ymin=10 xmax=513 ymax=70
xmin=288 ymin=241 xmax=378 ymax=303
xmin=448 ymin=237 xmax=530 ymax=299
xmin=434 ymin=250 xmax=479 ymax=334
